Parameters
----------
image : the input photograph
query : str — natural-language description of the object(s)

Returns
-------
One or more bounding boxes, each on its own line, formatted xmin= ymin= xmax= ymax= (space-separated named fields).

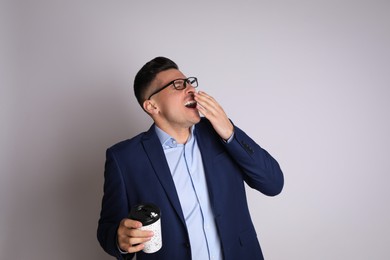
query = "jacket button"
xmin=241 ymin=141 xmax=254 ymax=154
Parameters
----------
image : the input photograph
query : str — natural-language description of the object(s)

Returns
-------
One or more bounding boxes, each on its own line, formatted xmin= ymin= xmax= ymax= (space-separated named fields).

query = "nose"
xmin=185 ymin=84 xmax=196 ymax=94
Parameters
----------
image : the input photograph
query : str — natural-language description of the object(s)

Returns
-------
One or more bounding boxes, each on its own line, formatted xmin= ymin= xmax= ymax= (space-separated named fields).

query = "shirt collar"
xmin=154 ymin=125 xmax=196 ymax=149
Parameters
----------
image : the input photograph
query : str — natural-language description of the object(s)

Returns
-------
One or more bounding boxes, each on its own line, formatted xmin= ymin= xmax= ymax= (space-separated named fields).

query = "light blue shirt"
xmin=155 ymin=125 xmax=223 ymax=260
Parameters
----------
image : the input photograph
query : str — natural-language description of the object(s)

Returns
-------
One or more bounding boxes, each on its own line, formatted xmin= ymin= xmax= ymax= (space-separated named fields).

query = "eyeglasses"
xmin=148 ymin=77 xmax=198 ymax=100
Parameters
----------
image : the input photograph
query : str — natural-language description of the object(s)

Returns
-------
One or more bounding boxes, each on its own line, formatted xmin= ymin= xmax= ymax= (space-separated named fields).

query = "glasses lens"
xmin=187 ymin=77 xmax=198 ymax=88
xmin=173 ymin=79 xmax=185 ymax=90
xmin=172 ymin=77 xmax=198 ymax=90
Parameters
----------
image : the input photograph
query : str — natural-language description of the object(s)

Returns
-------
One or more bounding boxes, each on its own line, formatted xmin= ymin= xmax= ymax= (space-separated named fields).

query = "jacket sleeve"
xmin=223 ymin=124 xmax=284 ymax=196
xmin=97 ymin=148 xmax=135 ymax=259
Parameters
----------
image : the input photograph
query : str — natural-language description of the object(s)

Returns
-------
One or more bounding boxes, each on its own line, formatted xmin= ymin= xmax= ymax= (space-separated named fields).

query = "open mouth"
xmin=184 ymin=100 xmax=197 ymax=108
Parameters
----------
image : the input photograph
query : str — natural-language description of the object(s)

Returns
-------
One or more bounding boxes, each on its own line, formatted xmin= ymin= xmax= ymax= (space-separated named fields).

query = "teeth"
xmin=185 ymin=100 xmax=197 ymax=108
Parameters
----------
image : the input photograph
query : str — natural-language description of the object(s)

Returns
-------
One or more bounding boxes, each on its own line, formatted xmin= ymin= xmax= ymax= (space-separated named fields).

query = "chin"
xmin=187 ymin=115 xmax=201 ymax=127
xmin=184 ymin=109 xmax=201 ymax=126
xmin=193 ymin=113 xmax=201 ymax=123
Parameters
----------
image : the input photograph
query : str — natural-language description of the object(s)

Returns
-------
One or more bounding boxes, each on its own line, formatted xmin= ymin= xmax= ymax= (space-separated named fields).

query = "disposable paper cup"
xmin=129 ymin=203 xmax=162 ymax=253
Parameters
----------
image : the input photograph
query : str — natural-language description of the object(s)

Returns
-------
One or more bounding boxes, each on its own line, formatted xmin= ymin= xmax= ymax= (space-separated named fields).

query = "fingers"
xmin=194 ymin=91 xmax=220 ymax=118
xmin=194 ymin=91 xmax=234 ymax=140
xmin=117 ymin=218 xmax=154 ymax=253
xmin=122 ymin=218 xmax=142 ymax=229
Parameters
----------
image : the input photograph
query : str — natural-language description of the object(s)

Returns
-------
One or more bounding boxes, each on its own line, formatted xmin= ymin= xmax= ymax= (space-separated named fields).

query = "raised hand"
xmin=194 ymin=91 xmax=234 ymax=141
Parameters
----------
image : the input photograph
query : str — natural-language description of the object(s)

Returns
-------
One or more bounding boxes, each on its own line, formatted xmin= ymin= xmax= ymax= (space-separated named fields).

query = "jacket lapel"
xmin=141 ymin=125 xmax=186 ymax=226
xmin=194 ymin=122 xmax=222 ymax=217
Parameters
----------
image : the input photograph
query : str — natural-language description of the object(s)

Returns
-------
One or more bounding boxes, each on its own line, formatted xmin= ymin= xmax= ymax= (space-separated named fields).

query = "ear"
xmin=143 ymin=99 xmax=159 ymax=115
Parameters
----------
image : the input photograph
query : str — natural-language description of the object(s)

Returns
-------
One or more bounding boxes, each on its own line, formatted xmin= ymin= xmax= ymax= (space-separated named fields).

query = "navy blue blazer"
xmin=97 ymin=118 xmax=284 ymax=260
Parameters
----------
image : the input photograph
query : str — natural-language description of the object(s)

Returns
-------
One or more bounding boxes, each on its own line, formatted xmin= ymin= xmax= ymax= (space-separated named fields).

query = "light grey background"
xmin=1 ymin=0 xmax=389 ymax=259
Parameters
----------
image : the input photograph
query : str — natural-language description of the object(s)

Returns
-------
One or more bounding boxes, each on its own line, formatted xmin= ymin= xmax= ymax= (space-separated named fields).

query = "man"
xmin=97 ymin=56 xmax=284 ymax=260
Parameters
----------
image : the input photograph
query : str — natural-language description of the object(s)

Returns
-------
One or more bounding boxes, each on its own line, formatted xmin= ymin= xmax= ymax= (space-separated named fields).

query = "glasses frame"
xmin=147 ymin=77 xmax=198 ymax=100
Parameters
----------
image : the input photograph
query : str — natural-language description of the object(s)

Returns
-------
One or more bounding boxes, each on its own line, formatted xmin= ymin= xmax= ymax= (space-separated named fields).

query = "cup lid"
xmin=129 ymin=203 xmax=160 ymax=225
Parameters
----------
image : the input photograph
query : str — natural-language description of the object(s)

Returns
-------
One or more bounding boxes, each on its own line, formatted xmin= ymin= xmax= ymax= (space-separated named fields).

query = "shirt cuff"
xmin=117 ymin=242 xmax=129 ymax=254
xmin=223 ymin=131 xmax=235 ymax=143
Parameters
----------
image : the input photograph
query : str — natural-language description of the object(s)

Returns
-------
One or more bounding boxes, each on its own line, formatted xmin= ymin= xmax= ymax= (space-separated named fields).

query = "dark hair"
xmin=134 ymin=56 xmax=178 ymax=107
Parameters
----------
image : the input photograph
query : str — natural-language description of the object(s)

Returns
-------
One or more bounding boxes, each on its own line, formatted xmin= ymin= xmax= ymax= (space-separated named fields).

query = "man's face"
xmin=145 ymin=69 xmax=201 ymax=130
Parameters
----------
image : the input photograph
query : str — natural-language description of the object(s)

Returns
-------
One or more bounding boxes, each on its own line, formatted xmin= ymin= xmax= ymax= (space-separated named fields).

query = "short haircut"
xmin=134 ymin=56 xmax=178 ymax=107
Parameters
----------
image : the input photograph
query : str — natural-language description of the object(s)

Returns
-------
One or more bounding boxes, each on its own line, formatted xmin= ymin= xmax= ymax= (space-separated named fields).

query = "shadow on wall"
xmin=2 ymin=77 xmax=150 ymax=259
